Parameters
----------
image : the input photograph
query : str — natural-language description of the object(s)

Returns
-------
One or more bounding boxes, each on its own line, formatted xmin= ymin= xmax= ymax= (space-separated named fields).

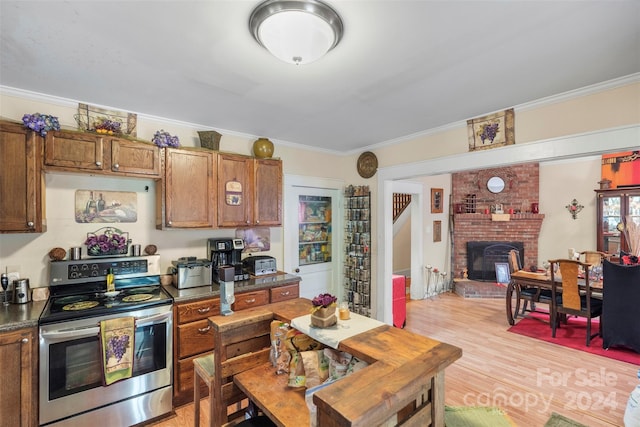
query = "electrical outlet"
xmin=8 ymin=272 xmax=20 ymax=286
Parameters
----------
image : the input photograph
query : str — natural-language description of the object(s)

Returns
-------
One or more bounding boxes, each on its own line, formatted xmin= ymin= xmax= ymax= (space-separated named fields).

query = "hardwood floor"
xmin=152 ymin=293 xmax=636 ymax=426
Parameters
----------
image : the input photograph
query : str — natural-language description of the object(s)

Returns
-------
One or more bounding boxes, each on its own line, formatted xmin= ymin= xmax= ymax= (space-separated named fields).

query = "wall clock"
xmin=357 ymin=151 xmax=378 ymax=178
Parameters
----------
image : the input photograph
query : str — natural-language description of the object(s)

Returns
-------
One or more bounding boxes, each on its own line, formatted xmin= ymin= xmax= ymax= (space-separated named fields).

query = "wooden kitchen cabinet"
xmin=172 ymin=281 xmax=298 ymax=405
xmin=156 ymin=147 xmax=216 ymax=229
xmin=44 ymin=130 xmax=160 ymax=177
xmin=269 ymin=283 xmax=300 ymax=303
xmin=217 ymin=153 xmax=282 ymax=227
xmin=0 ymin=121 xmax=46 ymax=233
xmin=232 ymin=289 xmax=269 ymax=311
xmin=254 ymin=158 xmax=283 ymax=226
xmin=173 ymin=297 xmax=220 ymax=405
xmin=0 ymin=327 xmax=38 ymax=427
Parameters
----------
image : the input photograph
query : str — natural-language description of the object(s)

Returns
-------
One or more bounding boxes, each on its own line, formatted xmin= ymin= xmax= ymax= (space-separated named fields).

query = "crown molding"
xmin=3 ymin=72 xmax=638 ymax=157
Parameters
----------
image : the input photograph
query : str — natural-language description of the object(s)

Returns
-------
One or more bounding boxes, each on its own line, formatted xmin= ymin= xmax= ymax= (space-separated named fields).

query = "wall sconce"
xmin=565 ymin=199 xmax=584 ymax=219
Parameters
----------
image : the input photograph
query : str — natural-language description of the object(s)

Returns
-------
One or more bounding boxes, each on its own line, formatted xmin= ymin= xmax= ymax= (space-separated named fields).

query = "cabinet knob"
xmin=21 ymin=338 xmax=28 ymax=343
xmin=114 ymin=163 xmax=120 ymax=170
xmin=96 ymin=161 xmax=102 ymax=167
xmin=27 ymin=221 xmax=34 ymax=227
xmin=167 ymin=221 xmax=172 ymax=226
xmin=256 ymin=220 xmax=260 ymax=224
xmin=246 ymin=220 xmax=250 ymax=224
xmin=295 ymin=268 xmax=300 ymax=273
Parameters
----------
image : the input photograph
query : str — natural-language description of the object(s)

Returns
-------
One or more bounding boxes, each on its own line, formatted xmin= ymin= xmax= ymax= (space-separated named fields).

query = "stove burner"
xmin=122 ymin=294 xmax=153 ymax=303
xmin=62 ymin=301 xmax=100 ymax=311
xmin=55 ymin=295 xmax=88 ymax=305
xmin=127 ymin=287 xmax=155 ymax=294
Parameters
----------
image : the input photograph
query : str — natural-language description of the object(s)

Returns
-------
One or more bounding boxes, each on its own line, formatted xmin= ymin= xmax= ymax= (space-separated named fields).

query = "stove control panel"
xmin=50 ymin=255 xmax=161 ymax=285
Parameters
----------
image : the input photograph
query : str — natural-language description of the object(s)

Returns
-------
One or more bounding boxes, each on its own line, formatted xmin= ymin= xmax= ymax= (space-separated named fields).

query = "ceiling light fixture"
xmin=249 ymin=0 xmax=343 ymax=65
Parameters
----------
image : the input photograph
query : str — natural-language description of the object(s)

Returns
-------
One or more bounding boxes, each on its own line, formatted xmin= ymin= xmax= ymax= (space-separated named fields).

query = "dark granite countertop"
xmin=0 ymin=273 xmax=301 ymax=331
xmin=0 ymin=298 xmax=47 ymax=332
xmin=164 ymin=272 xmax=301 ymax=303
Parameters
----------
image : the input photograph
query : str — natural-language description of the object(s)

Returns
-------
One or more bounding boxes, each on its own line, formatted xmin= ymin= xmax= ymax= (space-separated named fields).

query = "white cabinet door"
xmin=284 ymin=177 xmax=343 ymax=300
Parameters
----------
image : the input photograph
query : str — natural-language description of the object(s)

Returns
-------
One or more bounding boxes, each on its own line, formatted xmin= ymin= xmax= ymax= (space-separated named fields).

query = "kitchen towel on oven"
xmin=100 ymin=316 xmax=135 ymax=385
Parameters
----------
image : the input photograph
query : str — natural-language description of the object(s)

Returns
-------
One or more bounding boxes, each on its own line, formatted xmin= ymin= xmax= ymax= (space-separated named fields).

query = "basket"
xmin=85 ymin=227 xmax=131 ymax=257
xmin=198 ymin=130 xmax=222 ymax=151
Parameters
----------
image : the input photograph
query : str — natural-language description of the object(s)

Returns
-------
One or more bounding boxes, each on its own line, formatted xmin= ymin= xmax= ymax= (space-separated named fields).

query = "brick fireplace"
xmin=452 ymin=164 xmax=544 ymax=279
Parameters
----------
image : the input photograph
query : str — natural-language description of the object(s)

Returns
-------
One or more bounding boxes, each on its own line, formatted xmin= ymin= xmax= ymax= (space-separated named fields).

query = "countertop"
xmin=0 ymin=272 xmax=300 ymax=332
xmin=0 ymin=297 xmax=47 ymax=332
xmin=163 ymin=272 xmax=301 ymax=303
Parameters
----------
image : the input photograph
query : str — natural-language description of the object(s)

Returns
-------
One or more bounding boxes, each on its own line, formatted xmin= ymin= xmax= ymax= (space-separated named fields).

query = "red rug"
xmin=508 ymin=313 xmax=640 ymax=365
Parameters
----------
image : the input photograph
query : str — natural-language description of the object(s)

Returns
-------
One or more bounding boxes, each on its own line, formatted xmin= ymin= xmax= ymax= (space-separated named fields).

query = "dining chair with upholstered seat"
xmin=549 ymin=259 xmax=602 ymax=347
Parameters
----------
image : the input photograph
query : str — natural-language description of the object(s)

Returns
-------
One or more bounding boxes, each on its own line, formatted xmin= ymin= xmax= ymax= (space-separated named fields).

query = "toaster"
xmin=172 ymin=257 xmax=213 ymax=289
xmin=242 ymin=256 xmax=277 ymax=276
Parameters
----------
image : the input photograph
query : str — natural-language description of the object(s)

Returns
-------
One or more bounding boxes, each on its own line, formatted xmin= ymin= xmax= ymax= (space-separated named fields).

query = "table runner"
xmin=291 ymin=312 xmax=385 ymax=349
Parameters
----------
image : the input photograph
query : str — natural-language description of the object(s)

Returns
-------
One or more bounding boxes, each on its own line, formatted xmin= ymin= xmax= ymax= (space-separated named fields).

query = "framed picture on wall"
xmin=431 ymin=188 xmax=443 ymax=213
xmin=495 ymin=262 xmax=511 ymax=284
xmin=433 ymin=220 xmax=442 ymax=242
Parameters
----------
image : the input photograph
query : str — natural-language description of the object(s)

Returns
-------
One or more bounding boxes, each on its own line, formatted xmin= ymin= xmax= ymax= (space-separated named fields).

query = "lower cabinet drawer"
xmin=233 ymin=289 xmax=269 ymax=311
xmin=270 ymin=283 xmax=299 ymax=302
xmin=177 ymin=319 xmax=214 ymax=359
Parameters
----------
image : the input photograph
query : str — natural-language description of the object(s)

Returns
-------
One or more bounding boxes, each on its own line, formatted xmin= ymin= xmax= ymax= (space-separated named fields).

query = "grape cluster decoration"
xmin=106 ymin=334 xmax=130 ymax=363
xmin=85 ymin=228 xmax=129 ymax=256
xmin=22 ymin=113 xmax=60 ymax=137
xmin=93 ymin=117 xmax=122 ymax=135
xmin=479 ymin=122 xmax=499 ymax=144
xmin=152 ymin=129 xmax=180 ymax=148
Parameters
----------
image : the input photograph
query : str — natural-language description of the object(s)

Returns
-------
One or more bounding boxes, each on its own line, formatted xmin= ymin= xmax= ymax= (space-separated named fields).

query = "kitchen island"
xmin=208 ymin=298 xmax=462 ymax=426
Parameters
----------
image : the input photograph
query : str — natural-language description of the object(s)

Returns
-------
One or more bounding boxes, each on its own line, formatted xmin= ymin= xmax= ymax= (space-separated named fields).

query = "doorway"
xmin=283 ymin=175 xmax=344 ymax=300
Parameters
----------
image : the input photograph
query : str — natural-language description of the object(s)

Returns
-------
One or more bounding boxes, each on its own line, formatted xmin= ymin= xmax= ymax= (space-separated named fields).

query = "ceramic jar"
xmin=253 ymin=138 xmax=274 ymax=159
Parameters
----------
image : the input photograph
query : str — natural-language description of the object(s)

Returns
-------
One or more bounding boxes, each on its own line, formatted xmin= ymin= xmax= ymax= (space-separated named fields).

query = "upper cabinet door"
xmin=110 ymin=138 xmax=160 ymax=177
xmin=0 ymin=122 xmax=45 ymax=233
xmin=254 ymin=159 xmax=282 ymax=226
xmin=217 ymin=153 xmax=253 ymax=227
xmin=160 ymin=148 xmax=216 ymax=229
xmin=44 ymin=130 xmax=104 ymax=171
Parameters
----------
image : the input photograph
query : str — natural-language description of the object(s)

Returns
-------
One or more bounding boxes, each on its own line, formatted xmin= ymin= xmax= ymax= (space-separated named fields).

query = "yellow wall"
xmin=0 ymin=79 xmax=638 ymax=289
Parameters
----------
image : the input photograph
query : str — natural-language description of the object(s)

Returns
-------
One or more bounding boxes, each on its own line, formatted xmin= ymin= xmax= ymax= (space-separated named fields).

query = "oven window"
xmin=48 ymin=323 xmax=167 ymax=400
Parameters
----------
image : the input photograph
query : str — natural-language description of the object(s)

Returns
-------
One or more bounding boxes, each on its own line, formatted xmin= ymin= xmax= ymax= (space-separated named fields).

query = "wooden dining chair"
xmin=194 ymin=314 xmax=273 ymax=427
xmin=509 ymin=249 xmax=553 ymax=321
xmin=549 ymin=259 xmax=602 ymax=347
xmin=579 ymin=250 xmax=609 ymax=266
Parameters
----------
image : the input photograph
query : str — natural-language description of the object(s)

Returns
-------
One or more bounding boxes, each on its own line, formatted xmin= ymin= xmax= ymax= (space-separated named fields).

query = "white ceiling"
xmin=1 ymin=1 xmax=639 ymax=154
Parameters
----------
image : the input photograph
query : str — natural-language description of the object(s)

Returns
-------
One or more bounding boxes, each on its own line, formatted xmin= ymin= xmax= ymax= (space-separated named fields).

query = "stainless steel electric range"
xmin=39 ymin=255 xmax=173 ymax=427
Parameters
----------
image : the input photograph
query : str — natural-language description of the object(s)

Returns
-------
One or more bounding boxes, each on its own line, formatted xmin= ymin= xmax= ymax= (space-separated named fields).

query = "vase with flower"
xmin=152 ymin=130 xmax=180 ymax=148
xmin=22 ymin=113 xmax=60 ymax=137
xmin=310 ymin=293 xmax=337 ymax=328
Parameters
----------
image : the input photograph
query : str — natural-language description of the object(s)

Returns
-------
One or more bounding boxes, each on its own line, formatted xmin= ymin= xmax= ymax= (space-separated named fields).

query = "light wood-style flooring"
xmin=151 ymin=293 xmax=636 ymax=426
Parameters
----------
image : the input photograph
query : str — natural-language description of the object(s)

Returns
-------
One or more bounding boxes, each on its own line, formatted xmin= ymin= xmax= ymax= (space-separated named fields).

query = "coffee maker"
xmin=208 ymin=238 xmax=249 ymax=283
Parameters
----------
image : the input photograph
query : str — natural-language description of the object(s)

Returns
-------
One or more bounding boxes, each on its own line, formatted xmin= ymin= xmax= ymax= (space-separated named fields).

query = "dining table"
xmin=506 ymin=269 xmax=603 ymax=325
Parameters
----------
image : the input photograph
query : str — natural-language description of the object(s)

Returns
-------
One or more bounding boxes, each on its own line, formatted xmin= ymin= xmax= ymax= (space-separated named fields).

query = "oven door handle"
xmin=40 ymin=325 xmax=100 ymax=340
xmin=135 ymin=311 xmax=172 ymax=328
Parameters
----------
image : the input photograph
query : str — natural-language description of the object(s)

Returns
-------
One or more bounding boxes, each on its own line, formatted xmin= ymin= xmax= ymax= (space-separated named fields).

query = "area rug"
xmin=444 ymin=406 xmax=516 ymax=427
xmin=508 ymin=313 xmax=640 ymax=365
xmin=543 ymin=412 xmax=588 ymax=427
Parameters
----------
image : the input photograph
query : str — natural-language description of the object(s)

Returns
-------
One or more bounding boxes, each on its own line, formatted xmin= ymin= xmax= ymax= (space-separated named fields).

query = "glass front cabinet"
xmin=595 ymin=186 xmax=640 ymax=255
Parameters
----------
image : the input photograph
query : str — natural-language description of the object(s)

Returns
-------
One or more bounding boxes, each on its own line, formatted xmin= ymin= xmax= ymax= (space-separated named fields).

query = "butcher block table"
xmin=208 ymin=298 xmax=462 ymax=427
